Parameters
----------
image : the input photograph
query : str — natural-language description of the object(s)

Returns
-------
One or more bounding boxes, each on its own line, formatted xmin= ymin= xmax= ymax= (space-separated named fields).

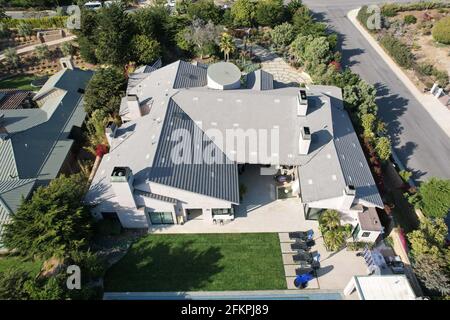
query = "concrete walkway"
xmin=348 ymin=8 xmax=450 ymax=138
xmin=0 ymin=35 xmax=77 ymax=61
xmin=235 ymin=38 xmax=312 ymax=86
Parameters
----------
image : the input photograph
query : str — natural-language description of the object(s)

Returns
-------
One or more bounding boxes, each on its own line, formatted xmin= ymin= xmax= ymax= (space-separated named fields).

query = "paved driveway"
xmin=301 ymin=0 xmax=450 ymax=182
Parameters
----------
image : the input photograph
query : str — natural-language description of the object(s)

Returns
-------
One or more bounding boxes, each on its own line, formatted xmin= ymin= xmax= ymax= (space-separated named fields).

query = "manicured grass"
xmin=104 ymin=233 xmax=285 ymax=292
xmin=0 ymin=74 xmax=38 ymax=91
xmin=0 ymin=256 xmax=42 ymax=276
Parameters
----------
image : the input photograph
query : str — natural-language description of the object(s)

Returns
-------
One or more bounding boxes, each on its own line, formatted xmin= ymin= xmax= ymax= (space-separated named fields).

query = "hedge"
xmin=379 ymin=35 xmax=414 ymax=69
xmin=3 ymin=16 xmax=68 ymax=29
xmin=432 ymin=16 xmax=450 ymax=45
xmin=381 ymin=1 xmax=450 ymax=16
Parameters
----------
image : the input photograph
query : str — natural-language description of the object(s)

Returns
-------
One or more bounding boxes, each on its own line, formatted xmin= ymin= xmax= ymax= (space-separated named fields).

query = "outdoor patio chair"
xmin=288 ymin=230 xmax=314 ymax=241
xmin=294 ymin=238 xmax=315 ymax=247
xmin=293 ymin=252 xmax=313 ymax=263
xmin=290 ymin=242 xmax=310 ymax=251
xmin=295 ymin=267 xmax=314 ymax=276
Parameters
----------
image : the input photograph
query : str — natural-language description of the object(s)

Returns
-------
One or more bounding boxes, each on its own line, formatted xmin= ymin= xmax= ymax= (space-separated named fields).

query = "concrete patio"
xmin=148 ymin=165 xmax=316 ymax=234
xmin=278 ymin=232 xmax=369 ymax=292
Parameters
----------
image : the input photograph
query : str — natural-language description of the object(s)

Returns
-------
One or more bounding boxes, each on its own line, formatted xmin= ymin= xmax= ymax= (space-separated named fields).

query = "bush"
xmin=432 ymin=17 xmax=450 ymax=44
xmin=380 ymin=35 xmax=414 ymax=69
xmin=347 ymin=241 xmax=375 ymax=251
xmin=404 ymin=15 xmax=417 ymax=25
xmin=4 ymin=16 xmax=67 ymax=29
xmin=399 ymin=170 xmax=413 ymax=183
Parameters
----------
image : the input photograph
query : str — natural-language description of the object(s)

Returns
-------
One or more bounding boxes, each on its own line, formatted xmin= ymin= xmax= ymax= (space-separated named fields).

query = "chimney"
xmin=341 ymin=185 xmax=356 ymax=210
xmin=110 ymin=167 xmax=137 ymax=209
xmin=0 ymin=114 xmax=8 ymax=140
xmin=127 ymin=94 xmax=142 ymax=119
xmin=105 ymin=121 xmax=117 ymax=146
xmin=60 ymin=56 xmax=74 ymax=70
xmin=299 ymin=126 xmax=311 ymax=155
xmin=297 ymin=89 xmax=308 ymax=116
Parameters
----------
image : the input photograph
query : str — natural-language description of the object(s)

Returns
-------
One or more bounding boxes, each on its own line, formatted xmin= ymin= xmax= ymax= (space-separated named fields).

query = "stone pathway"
xmin=235 ymin=38 xmax=312 ymax=87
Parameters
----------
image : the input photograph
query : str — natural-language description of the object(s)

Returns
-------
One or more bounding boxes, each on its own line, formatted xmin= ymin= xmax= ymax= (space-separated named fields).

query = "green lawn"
xmin=0 ymin=256 xmax=42 ymax=276
xmin=0 ymin=74 xmax=38 ymax=91
xmin=104 ymin=233 xmax=286 ymax=292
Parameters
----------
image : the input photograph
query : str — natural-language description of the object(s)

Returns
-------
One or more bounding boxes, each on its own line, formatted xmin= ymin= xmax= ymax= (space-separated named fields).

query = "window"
xmin=101 ymin=212 xmax=119 ymax=221
xmin=361 ymin=232 xmax=371 ymax=238
xmin=212 ymin=208 xmax=234 ymax=216
xmin=304 ymin=206 xmax=324 ymax=220
xmin=149 ymin=212 xmax=174 ymax=224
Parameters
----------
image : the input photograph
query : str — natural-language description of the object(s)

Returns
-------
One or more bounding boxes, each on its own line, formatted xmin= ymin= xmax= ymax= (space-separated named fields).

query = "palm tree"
xmin=319 ymin=209 xmax=341 ymax=231
xmin=219 ymin=32 xmax=236 ymax=62
xmin=323 ymin=229 xmax=346 ymax=251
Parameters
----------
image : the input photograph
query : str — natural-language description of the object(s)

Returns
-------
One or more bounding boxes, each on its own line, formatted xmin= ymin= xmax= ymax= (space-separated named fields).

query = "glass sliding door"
xmin=149 ymin=212 xmax=174 ymax=225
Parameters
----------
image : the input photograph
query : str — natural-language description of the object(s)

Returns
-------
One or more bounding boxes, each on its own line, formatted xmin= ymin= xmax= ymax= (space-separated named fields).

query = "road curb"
xmin=347 ymin=8 xmax=450 ymax=138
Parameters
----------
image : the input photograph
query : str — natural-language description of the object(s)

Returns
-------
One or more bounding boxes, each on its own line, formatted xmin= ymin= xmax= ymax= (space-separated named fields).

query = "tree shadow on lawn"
xmin=104 ymin=239 xmax=224 ymax=292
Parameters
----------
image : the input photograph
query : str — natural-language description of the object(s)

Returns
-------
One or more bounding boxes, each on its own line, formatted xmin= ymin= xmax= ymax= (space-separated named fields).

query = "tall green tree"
xmin=183 ymin=19 xmax=220 ymax=59
xmin=270 ymin=22 xmax=295 ymax=49
xmin=95 ymin=2 xmax=133 ymax=66
xmin=230 ymin=0 xmax=254 ymax=27
xmin=76 ymin=8 xmax=99 ymax=64
xmin=186 ymin=0 xmax=221 ymax=24
xmin=411 ymin=178 xmax=450 ymax=218
xmin=2 ymin=174 xmax=93 ymax=259
xmin=408 ymin=217 xmax=450 ymax=296
xmin=84 ymin=67 xmax=127 ymax=115
xmin=254 ymin=0 xmax=285 ymax=27
xmin=131 ymin=34 xmax=161 ymax=65
xmin=375 ymin=136 xmax=391 ymax=161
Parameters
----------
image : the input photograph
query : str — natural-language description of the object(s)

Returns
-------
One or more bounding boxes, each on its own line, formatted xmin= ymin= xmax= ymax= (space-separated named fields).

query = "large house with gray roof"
xmin=86 ymin=60 xmax=383 ymax=240
xmin=0 ymin=60 xmax=93 ymax=246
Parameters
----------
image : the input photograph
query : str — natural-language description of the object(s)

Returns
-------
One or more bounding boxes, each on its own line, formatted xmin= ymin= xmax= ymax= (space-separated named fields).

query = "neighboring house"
xmin=0 ymin=59 xmax=93 ymax=247
xmin=86 ymin=60 xmax=383 ymax=241
xmin=0 ymin=89 xmax=36 ymax=110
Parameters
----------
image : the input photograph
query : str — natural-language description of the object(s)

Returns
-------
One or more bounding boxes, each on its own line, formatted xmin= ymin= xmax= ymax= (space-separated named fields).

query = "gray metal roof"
xmin=134 ymin=189 xmax=178 ymax=204
xmin=0 ymin=68 xmax=93 ymax=245
xmin=326 ymin=87 xmax=383 ymax=208
xmin=87 ymin=61 xmax=381 ymax=209
xmin=173 ymin=60 xmax=208 ymax=89
xmin=246 ymin=69 xmax=274 ymax=90
xmin=147 ymin=99 xmax=239 ymax=203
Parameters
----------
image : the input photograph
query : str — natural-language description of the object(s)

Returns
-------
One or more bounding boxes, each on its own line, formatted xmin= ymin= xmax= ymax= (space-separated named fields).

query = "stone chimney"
xmin=299 ymin=126 xmax=311 ymax=155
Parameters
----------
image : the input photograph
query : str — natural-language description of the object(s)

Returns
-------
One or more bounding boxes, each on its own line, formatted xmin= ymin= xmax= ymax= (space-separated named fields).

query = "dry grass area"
xmin=387 ymin=9 xmax=450 ymax=91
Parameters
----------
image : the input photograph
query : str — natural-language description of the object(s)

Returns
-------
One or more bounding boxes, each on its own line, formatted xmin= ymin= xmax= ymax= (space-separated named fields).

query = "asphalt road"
xmin=302 ymin=0 xmax=450 ymax=182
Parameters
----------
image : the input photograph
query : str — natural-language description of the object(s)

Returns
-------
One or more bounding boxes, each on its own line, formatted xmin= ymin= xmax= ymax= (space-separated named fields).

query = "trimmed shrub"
xmin=432 ymin=16 xmax=450 ymax=44
xmin=380 ymin=35 xmax=414 ymax=69
xmin=4 ymin=16 xmax=67 ymax=29
xmin=404 ymin=15 xmax=417 ymax=25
